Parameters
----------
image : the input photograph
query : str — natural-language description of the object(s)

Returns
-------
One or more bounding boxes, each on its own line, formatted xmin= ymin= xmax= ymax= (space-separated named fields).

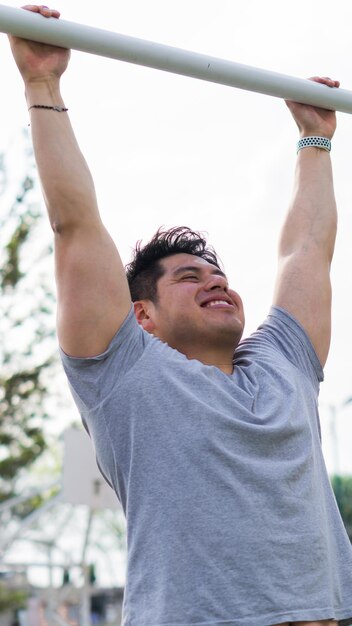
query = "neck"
xmin=175 ymin=341 xmax=237 ymax=374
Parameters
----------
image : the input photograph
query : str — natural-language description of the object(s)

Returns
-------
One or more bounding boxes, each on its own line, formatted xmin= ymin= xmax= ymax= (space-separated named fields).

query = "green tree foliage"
xmin=331 ymin=475 xmax=352 ymax=543
xmin=0 ymin=582 xmax=27 ymax=613
xmin=0 ymin=133 xmax=57 ymax=508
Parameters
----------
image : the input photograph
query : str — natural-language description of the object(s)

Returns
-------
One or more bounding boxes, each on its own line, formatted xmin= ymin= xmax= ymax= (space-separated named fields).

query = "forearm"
xmin=279 ymin=147 xmax=337 ymax=264
xmin=25 ymin=78 xmax=101 ymax=234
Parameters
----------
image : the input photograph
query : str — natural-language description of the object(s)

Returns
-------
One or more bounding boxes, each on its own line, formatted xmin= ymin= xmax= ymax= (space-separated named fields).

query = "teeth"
xmin=205 ymin=300 xmax=231 ymax=307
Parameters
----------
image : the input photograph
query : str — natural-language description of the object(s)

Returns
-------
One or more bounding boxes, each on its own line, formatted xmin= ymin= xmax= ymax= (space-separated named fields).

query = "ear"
xmin=133 ymin=300 xmax=157 ymax=333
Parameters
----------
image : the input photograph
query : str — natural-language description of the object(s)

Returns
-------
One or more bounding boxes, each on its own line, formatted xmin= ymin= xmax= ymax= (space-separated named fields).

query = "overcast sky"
xmin=1 ymin=0 xmax=352 ymax=474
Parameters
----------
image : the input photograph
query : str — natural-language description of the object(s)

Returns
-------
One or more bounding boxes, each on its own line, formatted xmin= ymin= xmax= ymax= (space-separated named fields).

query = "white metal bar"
xmin=0 ymin=480 xmax=61 ymax=514
xmin=1 ymin=4 xmax=352 ymax=113
xmin=0 ymin=560 xmax=84 ymax=568
xmin=0 ymin=492 xmax=64 ymax=555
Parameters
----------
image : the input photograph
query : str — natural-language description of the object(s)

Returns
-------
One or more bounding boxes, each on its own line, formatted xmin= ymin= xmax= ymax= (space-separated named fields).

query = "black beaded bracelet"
xmin=28 ymin=104 xmax=68 ymax=112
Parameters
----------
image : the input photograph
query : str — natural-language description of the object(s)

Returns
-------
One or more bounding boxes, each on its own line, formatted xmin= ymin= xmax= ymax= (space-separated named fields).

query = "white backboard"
xmin=62 ymin=428 xmax=120 ymax=510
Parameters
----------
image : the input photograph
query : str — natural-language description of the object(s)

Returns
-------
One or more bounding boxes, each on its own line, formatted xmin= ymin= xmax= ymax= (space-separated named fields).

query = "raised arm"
xmin=8 ymin=6 xmax=131 ymax=357
xmin=273 ymin=77 xmax=339 ymax=367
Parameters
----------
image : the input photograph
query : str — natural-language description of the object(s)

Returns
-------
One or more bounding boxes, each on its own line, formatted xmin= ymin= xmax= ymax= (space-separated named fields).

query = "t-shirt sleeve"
xmin=59 ymin=305 xmax=150 ymax=412
xmin=241 ymin=305 xmax=324 ymax=388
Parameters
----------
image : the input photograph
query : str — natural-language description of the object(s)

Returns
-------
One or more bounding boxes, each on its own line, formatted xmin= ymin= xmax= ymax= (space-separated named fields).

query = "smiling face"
xmin=134 ymin=253 xmax=245 ymax=361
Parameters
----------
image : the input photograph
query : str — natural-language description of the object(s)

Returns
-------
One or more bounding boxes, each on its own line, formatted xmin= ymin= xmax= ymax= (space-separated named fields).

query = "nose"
xmin=204 ymin=273 xmax=228 ymax=291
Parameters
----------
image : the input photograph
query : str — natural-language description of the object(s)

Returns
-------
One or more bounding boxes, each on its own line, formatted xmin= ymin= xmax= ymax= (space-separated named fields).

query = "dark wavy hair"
xmin=125 ymin=226 xmax=221 ymax=302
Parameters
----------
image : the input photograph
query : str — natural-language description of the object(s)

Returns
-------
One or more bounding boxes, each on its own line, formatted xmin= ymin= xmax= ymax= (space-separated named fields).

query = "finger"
xmin=39 ymin=5 xmax=60 ymax=18
xmin=309 ymin=76 xmax=340 ymax=89
xmin=21 ymin=5 xmax=41 ymax=11
xmin=21 ymin=4 xmax=60 ymax=18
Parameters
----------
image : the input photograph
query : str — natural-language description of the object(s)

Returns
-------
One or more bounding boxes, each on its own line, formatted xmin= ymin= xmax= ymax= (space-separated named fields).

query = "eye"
xmin=181 ymin=274 xmax=199 ymax=281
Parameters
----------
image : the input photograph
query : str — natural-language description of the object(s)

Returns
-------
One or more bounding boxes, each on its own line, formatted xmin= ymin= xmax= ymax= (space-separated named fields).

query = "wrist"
xmin=299 ymin=129 xmax=334 ymax=141
xmin=24 ymin=77 xmax=62 ymax=107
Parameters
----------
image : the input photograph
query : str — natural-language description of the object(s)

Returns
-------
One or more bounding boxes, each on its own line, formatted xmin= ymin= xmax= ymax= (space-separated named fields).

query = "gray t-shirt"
xmin=61 ymin=305 xmax=352 ymax=626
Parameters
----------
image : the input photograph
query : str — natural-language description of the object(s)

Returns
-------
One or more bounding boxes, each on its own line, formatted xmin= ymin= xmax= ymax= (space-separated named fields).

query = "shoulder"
xmin=59 ymin=306 xmax=153 ymax=391
xmin=235 ymin=306 xmax=324 ymax=386
xmin=60 ymin=304 xmax=182 ymax=387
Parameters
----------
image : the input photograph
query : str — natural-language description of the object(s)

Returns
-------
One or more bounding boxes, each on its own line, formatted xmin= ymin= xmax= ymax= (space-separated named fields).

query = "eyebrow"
xmin=171 ymin=265 xmax=227 ymax=280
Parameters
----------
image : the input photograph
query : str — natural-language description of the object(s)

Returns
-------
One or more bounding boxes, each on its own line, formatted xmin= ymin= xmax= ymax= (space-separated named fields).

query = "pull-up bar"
xmin=1 ymin=4 xmax=352 ymax=114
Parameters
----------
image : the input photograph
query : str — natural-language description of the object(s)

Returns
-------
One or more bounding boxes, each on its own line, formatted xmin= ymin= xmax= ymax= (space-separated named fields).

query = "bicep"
xmin=55 ymin=223 xmax=131 ymax=357
xmin=272 ymin=249 xmax=332 ymax=367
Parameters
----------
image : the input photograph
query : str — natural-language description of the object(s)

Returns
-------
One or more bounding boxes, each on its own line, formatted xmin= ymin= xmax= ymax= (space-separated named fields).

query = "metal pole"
xmin=80 ymin=510 xmax=94 ymax=626
xmin=46 ymin=543 xmax=56 ymax=624
xmin=1 ymin=4 xmax=352 ymax=113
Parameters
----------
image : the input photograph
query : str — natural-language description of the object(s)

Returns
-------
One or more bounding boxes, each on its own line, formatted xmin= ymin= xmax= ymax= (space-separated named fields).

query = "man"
xmin=8 ymin=5 xmax=352 ymax=625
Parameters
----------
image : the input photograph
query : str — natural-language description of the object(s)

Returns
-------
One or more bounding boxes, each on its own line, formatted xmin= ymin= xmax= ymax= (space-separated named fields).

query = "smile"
xmin=203 ymin=300 xmax=233 ymax=308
